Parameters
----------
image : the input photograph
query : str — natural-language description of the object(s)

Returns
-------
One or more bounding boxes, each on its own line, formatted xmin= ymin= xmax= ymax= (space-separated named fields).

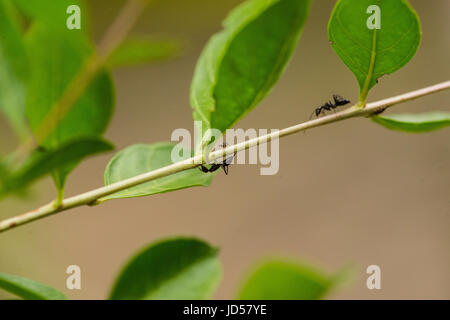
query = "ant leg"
xmin=305 ymin=110 xmax=318 ymax=134
xmin=209 ymin=164 xmax=221 ymax=173
xmin=222 ymin=165 xmax=229 ymax=175
xmin=199 ymin=165 xmax=210 ymax=173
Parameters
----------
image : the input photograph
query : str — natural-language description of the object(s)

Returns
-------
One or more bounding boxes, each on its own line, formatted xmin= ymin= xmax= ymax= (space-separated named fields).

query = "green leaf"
xmin=371 ymin=112 xmax=450 ymax=133
xmin=13 ymin=0 xmax=87 ymax=35
xmin=238 ymin=259 xmax=341 ymax=300
xmin=0 ymin=138 xmax=113 ymax=197
xmin=328 ymin=0 xmax=421 ymax=103
xmin=109 ymin=237 xmax=222 ymax=300
xmin=190 ymin=0 xmax=311 ymax=135
xmin=0 ymin=159 xmax=11 ymax=191
xmin=106 ymin=36 xmax=181 ymax=68
xmin=0 ymin=0 xmax=29 ymax=140
xmin=0 ymin=272 xmax=67 ymax=300
xmin=24 ymin=23 xmax=115 ymax=192
xmin=102 ymin=143 xmax=214 ymax=201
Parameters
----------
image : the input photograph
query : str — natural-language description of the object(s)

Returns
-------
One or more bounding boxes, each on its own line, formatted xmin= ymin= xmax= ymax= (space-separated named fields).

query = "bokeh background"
xmin=0 ymin=0 xmax=449 ymax=299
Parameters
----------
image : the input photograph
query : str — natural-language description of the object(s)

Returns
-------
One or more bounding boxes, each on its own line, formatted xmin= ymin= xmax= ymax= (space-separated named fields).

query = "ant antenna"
xmin=305 ymin=110 xmax=316 ymax=134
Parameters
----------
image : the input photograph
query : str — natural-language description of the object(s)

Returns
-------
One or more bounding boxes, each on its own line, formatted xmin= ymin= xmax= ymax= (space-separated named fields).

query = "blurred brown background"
xmin=0 ymin=0 xmax=449 ymax=299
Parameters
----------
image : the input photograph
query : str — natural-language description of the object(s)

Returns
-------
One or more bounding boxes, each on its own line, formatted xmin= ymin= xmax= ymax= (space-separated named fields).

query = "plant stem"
xmin=0 ymin=80 xmax=449 ymax=233
xmin=97 ymin=0 xmax=151 ymax=59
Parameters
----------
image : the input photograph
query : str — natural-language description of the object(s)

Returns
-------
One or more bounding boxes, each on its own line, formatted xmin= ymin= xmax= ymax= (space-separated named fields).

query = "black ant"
xmin=199 ymin=143 xmax=235 ymax=175
xmin=309 ymin=94 xmax=351 ymax=119
xmin=372 ymin=106 xmax=387 ymax=115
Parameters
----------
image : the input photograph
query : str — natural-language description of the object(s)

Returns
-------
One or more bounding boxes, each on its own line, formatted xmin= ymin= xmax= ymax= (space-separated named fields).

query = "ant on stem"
xmin=199 ymin=143 xmax=235 ymax=175
xmin=309 ymin=94 xmax=351 ymax=119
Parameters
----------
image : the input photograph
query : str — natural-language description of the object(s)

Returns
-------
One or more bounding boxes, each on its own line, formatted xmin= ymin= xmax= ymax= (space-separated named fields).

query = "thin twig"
xmin=1 ymin=80 xmax=449 ymax=233
xmin=98 ymin=0 xmax=151 ymax=58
